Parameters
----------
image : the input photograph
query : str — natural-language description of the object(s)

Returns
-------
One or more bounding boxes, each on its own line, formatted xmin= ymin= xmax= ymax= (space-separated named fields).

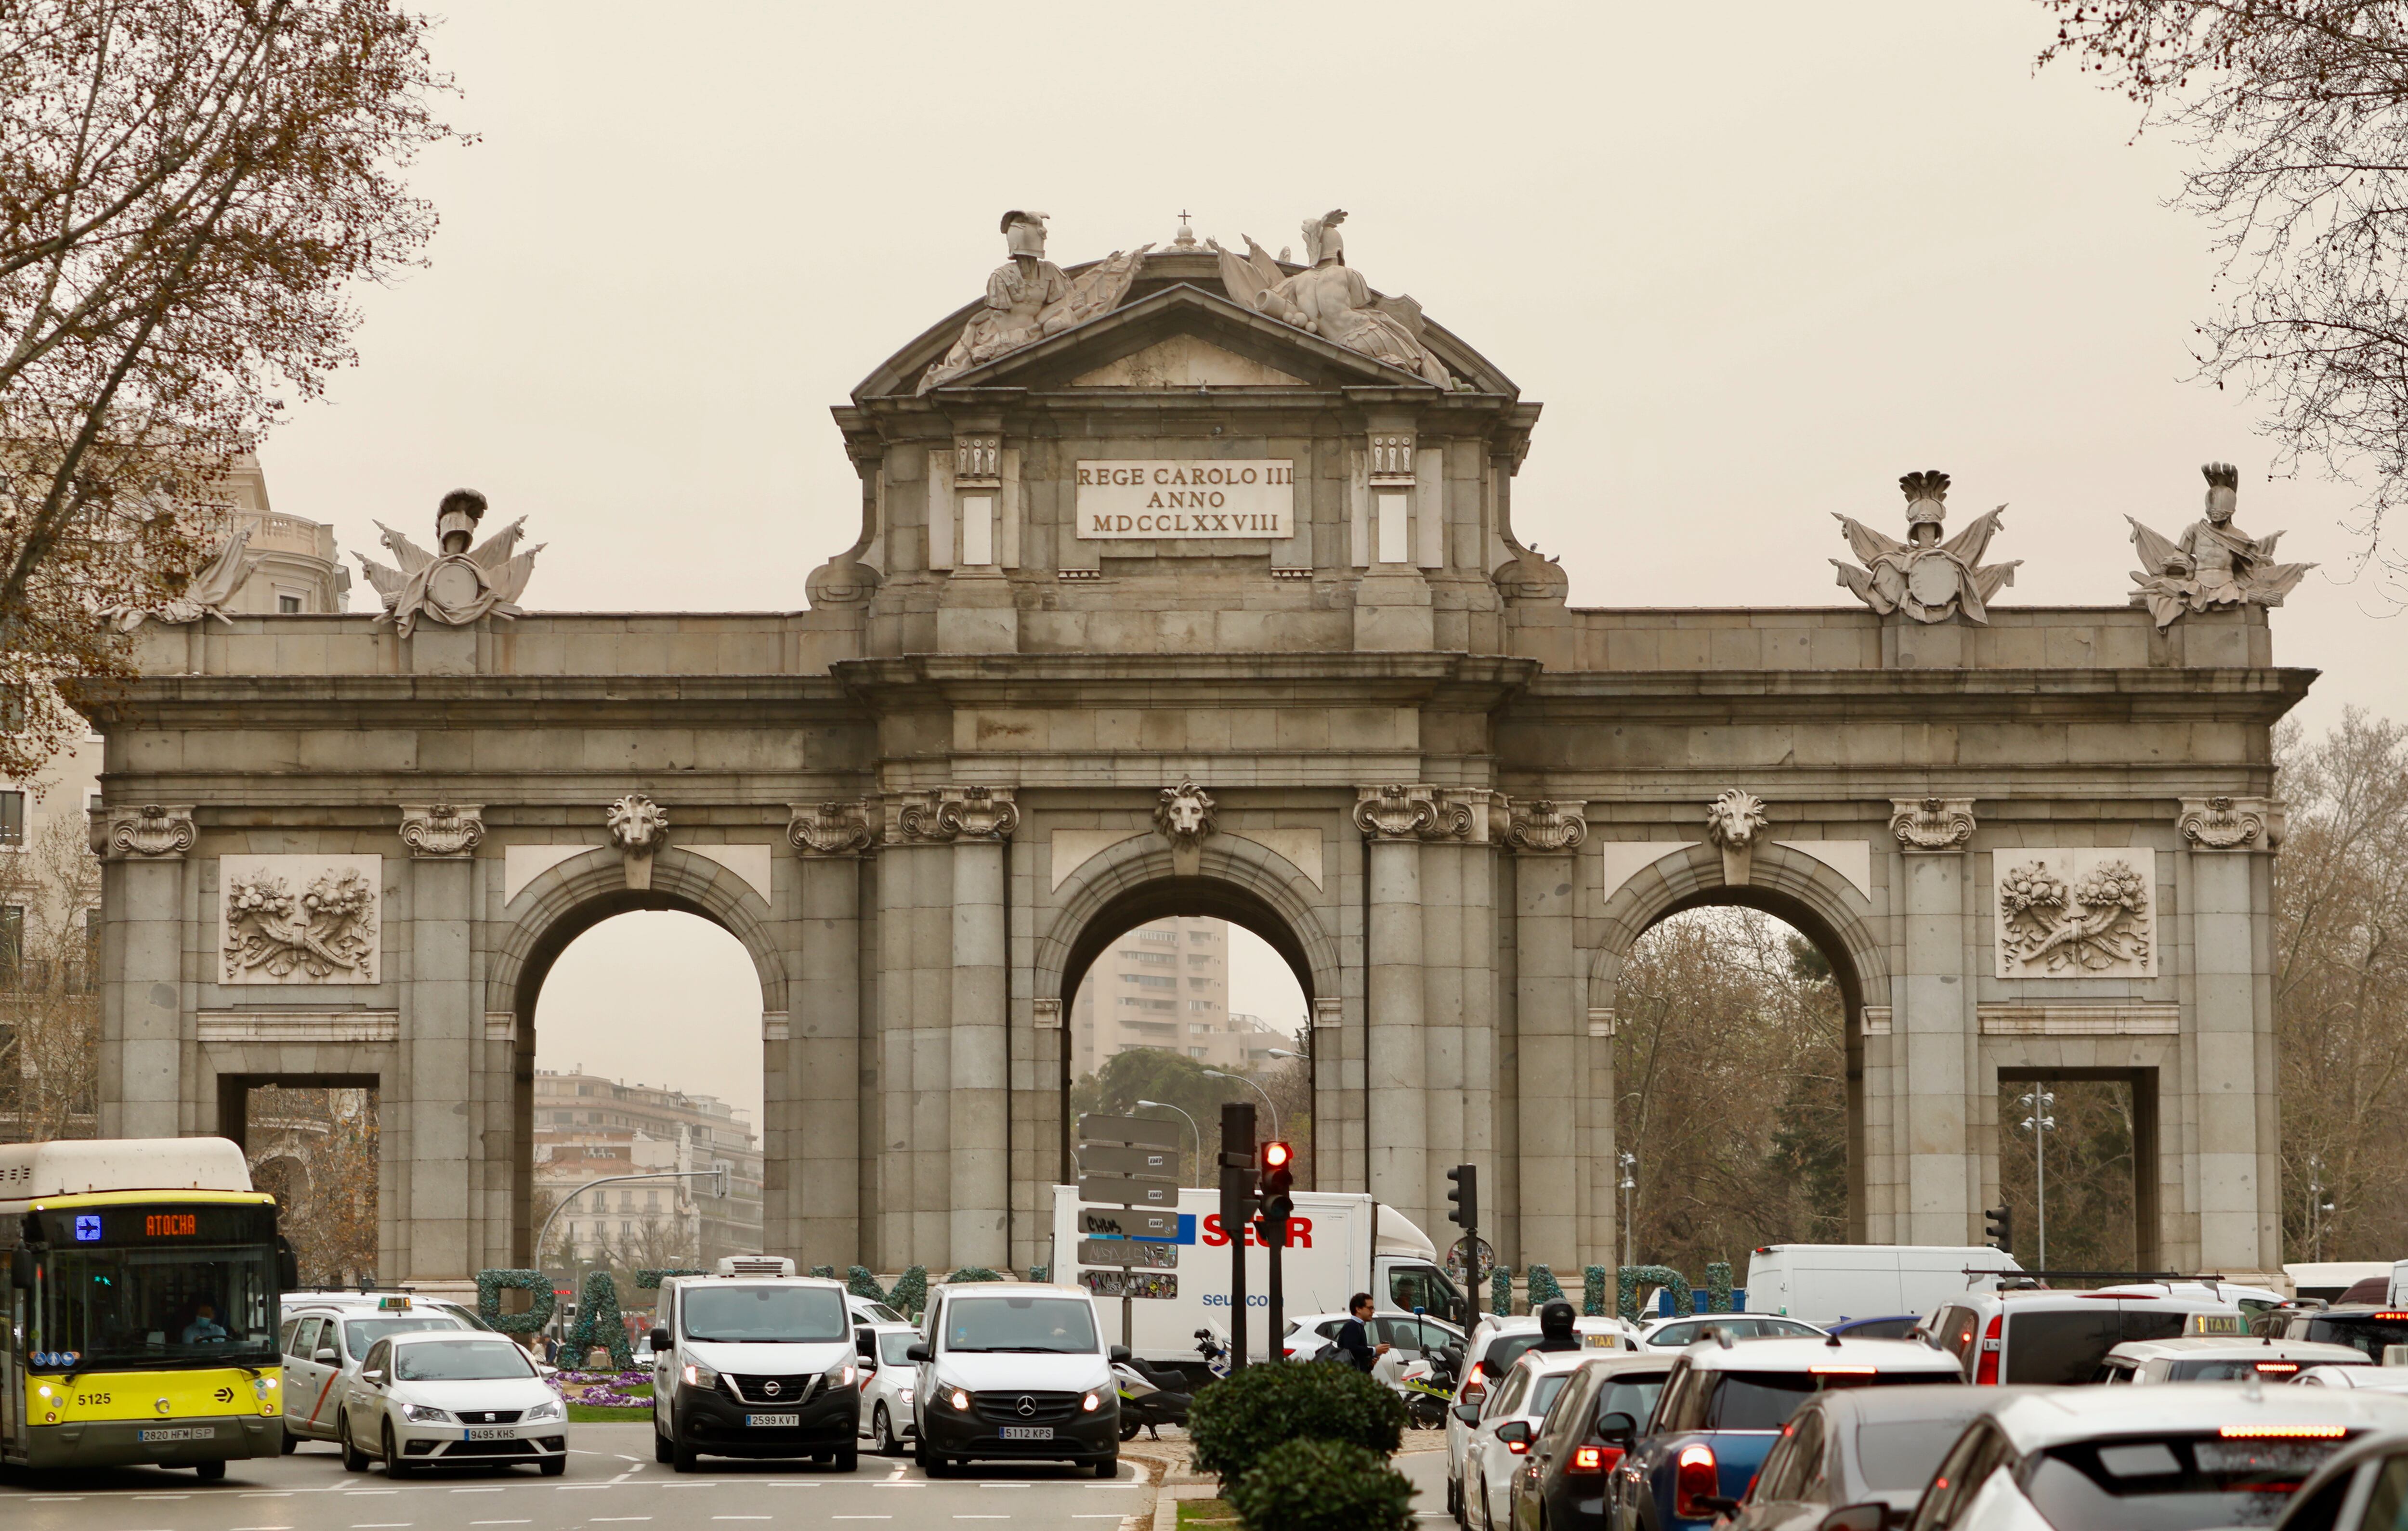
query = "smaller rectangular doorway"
xmin=1995 ymin=1068 xmax=2159 ymax=1275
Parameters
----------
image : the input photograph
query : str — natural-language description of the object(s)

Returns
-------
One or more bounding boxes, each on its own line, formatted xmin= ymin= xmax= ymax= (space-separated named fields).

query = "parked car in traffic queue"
xmin=2258 ymin=1304 xmax=2408 ymax=1362
xmin=280 ymin=1296 xmax=473 ymax=1450
xmin=1717 ymin=1384 xmax=2002 ymax=1531
xmin=854 ymin=1320 xmax=921 ymax=1455
xmin=1613 ymin=1335 xmax=1966 ymax=1531
xmin=1638 ymin=1314 xmax=1825 ymax=1349
xmin=2270 ymin=1425 xmax=2408 ymax=1531
xmin=1457 ymin=1349 xmax=1595 ymax=1531
xmin=1502 ymin=1352 xmax=1676 ymax=1531
xmin=337 ymin=1329 xmax=566 ymax=1477
xmin=1449 ymin=1312 xmax=1637 ymax=1519
xmin=909 ymin=1281 xmax=1121 ymax=1478
xmin=2095 ymin=1335 xmax=2371 ymax=1384
xmin=1903 ymin=1383 xmax=2408 ymax=1531
xmin=1926 ymin=1286 xmax=2246 ymax=1386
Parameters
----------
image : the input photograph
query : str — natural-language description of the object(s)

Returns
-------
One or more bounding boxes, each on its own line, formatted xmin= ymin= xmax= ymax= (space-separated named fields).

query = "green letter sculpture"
xmin=565 ymin=1270 xmax=631 ymax=1370
xmin=1617 ymin=1265 xmax=1694 ymax=1323
xmin=474 ymin=1269 xmax=555 ymax=1336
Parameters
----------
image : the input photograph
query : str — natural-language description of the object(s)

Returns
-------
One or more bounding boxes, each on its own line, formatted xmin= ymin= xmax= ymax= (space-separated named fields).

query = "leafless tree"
xmin=2037 ymin=3 xmax=2408 ymax=594
xmin=247 ymin=1084 xmax=378 ymax=1285
xmin=0 ymin=806 xmax=100 ymax=1142
xmin=0 ymin=0 xmax=463 ymax=778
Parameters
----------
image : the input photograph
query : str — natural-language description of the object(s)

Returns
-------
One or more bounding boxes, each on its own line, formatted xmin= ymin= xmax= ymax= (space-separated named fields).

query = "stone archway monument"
xmin=91 ymin=209 xmax=2307 ymax=1296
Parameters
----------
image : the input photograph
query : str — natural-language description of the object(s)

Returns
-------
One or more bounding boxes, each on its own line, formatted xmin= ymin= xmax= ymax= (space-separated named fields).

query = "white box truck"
xmin=1048 ymin=1184 xmax=1461 ymax=1365
xmin=1741 ymin=1244 xmax=2023 ymax=1326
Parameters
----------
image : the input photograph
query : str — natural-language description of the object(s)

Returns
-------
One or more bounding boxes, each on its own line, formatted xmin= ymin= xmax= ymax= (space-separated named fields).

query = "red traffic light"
xmin=1261 ymin=1141 xmax=1293 ymax=1170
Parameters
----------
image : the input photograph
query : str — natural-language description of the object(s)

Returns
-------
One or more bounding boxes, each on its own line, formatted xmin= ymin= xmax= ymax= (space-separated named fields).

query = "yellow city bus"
xmin=3 ymin=1137 xmax=298 ymax=1477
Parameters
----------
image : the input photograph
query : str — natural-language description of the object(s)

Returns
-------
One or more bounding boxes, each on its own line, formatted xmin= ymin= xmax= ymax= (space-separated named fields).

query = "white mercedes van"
xmin=909 ymin=1282 xmax=1121 ymax=1478
xmin=645 ymin=1267 xmax=859 ymax=1472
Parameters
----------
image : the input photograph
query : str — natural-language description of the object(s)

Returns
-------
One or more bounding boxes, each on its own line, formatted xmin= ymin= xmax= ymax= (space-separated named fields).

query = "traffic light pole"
xmin=1218 ymin=1102 xmax=1256 ymax=1374
xmin=1256 ymin=1140 xmax=1295 ymax=1362
xmin=1445 ymin=1163 xmax=1480 ymax=1324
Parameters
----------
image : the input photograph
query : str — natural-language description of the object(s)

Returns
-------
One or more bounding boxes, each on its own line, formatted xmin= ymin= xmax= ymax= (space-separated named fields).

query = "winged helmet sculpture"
xmin=354 ymin=488 xmax=543 ymax=637
xmin=2125 ymin=463 xmax=2314 ymax=630
xmin=1832 ymin=471 xmax=2020 ymax=624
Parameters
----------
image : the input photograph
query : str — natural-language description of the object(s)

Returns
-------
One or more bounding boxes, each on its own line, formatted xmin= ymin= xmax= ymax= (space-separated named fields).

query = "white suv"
xmin=1927 ymin=1286 xmax=2244 ymax=1386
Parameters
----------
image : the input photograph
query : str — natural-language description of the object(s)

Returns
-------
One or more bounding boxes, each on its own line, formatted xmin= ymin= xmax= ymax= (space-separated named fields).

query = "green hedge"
xmin=1228 ymin=1438 xmax=1413 ymax=1531
xmin=1185 ymin=1360 xmax=1404 ymax=1490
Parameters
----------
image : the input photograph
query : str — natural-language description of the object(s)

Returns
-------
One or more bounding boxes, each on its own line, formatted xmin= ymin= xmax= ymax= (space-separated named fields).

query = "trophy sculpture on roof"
xmin=1832 ymin=471 xmax=2020 ymax=625
xmin=2125 ymin=463 xmax=2315 ymax=630
xmin=354 ymin=489 xmax=543 ymax=638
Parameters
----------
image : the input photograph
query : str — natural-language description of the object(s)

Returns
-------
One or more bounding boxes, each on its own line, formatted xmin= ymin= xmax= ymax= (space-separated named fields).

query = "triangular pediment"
xmin=917 ymin=283 xmax=1442 ymax=396
xmin=1069 ymin=334 xmax=1307 ymax=389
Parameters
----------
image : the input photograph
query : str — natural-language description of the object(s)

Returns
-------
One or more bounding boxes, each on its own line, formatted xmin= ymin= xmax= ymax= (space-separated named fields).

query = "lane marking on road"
xmin=978 ymin=1482 xmax=1033 ymax=1487
xmin=344 ymin=1490 xmax=400 ymax=1496
xmin=710 ymin=1518 xmax=772 ymax=1521
xmin=241 ymin=1492 xmax=296 ymax=1498
xmin=469 ymin=1520 xmax=531 ymax=1525
xmin=231 ymin=1523 xmax=297 ymax=1529
xmin=831 ymin=1519 xmax=892 ymax=1523
xmin=24 ymin=1496 xmax=83 ymax=1502
xmin=452 ymin=1488 xmax=505 ymax=1493
xmin=351 ymin=1523 xmax=414 ymax=1528
xmin=589 ymin=1519 xmax=653 ymax=1524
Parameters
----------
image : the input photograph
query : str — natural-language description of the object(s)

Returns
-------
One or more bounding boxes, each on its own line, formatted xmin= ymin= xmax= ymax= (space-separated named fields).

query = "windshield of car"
xmin=1857 ymin=1418 xmax=1981 ymax=1492
xmin=944 ymin=1295 xmax=1099 ymax=1353
xmin=2168 ymin=1359 xmax=2334 ymax=1382
xmin=2007 ymin=1309 xmax=2187 ymax=1385
xmin=393 ymin=1337 xmax=537 ymax=1381
xmin=2019 ymin=1433 xmax=2351 ymax=1531
xmin=859 ymin=1301 xmax=906 ymax=1324
xmin=1701 ymin=1370 xmax=1947 ymax=1430
xmin=2304 ymin=1316 xmax=2408 ymax=1361
xmin=344 ymin=1314 xmax=467 ymax=1359
xmin=1598 ymin=1376 xmax=1667 ymax=1431
xmin=37 ymin=1242 xmax=280 ymax=1371
xmin=682 ymin=1284 xmax=848 ymax=1343
xmin=1525 ymin=1373 xmax=1570 ymax=1420
xmin=877 ymin=1330 xmax=917 ymax=1365
xmin=1841 ymin=1318 xmax=1922 ymax=1341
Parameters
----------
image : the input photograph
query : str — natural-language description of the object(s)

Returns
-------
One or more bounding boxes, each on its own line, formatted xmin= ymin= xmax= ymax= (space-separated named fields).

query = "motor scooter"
xmin=1112 ymin=1354 xmax=1194 ymax=1440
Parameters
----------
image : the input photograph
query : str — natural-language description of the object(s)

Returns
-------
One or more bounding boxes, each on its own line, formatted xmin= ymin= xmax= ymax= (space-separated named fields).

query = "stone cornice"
xmin=1511 ymin=666 xmax=2315 ymax=724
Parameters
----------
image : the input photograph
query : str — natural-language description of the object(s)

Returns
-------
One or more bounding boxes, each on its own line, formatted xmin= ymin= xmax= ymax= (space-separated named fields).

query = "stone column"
xmin=1506 ymin=800 xmax=1586 ymax=1273
xmin=1355 ymin=787 xmax=1432 ymax=1233
xmin=2177 ymin=796 xmax=2284 ymax=1271
xmin=789 ymin=801 xmax=875 ymax=1271
xmin=1417 ymin=791 xmax=1498 ymax=1234
xmin=97 ymin=805 xmax=197 ymax=1140
xmin=879 ymin=793 xmax=949 ymax=1269
xmin=945 ymin=788 xmax=1017 ymax=1271
xmin=396 ymin=804 xmax=486 ymax=1289
xmin=1889 ymin=796 xmax=1978 ymax=1244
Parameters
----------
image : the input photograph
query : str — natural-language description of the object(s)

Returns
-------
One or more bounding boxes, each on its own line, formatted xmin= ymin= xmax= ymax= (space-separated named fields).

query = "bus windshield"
xmin=39 ymin=1243 xmax=280 ymax=1370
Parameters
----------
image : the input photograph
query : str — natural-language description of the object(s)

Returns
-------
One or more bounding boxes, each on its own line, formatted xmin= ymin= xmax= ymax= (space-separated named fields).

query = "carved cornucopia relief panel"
xmin=1992 ymin=847 xmax=2156 ymax=979
xmin=219 ymin=854 xmax=382 ymax=985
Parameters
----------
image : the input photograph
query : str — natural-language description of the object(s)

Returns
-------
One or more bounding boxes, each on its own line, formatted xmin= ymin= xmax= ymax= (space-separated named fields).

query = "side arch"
xmin=485 ymin=845 xmax=789 ymax=1023
xmin=1587 ymin=839 xmax=1890 ymax=1246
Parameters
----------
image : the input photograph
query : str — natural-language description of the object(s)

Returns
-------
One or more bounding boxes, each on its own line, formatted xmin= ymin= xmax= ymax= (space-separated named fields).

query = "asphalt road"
xmin=0 ymin=1424 xmax=1156 ymax=1530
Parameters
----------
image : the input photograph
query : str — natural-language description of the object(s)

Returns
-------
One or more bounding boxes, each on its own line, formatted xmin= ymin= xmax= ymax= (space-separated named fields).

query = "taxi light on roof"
xmin=2220 ymin=1425 xmax=2347 ymax=1439
xmin=1810 ymin=1365 xmax=1876 ymax=1375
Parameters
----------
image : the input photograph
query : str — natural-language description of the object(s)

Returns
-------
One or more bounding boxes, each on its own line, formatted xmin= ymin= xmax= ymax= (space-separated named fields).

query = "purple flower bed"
xmin=575 ymin=1390 xmax=651 ymax=1410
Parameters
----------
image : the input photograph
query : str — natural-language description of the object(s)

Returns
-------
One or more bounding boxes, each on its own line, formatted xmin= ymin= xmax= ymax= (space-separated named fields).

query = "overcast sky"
xmin=354 ymin=3 xmax=2406 ymax=1126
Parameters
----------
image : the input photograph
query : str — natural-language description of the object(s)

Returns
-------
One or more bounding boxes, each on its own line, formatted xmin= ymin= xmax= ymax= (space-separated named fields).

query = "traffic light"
xmin=1446 ymin=1163 xmax=1479 ymax=1231
xmin=1985 ymin=1204 xmax=2013 ymax=1254
xmin=1217 ymin=1102 xmax=1260 ymax=1237
xmin=1255 ymin=1141 xmax=1296 ymax=1246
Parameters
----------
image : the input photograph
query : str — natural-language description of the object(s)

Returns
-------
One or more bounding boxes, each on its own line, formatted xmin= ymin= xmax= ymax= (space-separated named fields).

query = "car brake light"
xmin=1508 ymin=1432 xmax=1531 ymax=1455
xmin=1571 ymin=1444 xmax=1623 ymax=1474
xmin=2256 ymin=1362 xmax=2300 ymax=1374
xmin=1675 ymin=1443 xmax=1719 ymax=1518
xmin=1974 ymin=1314 xmax=2003 ymax=1385
xmin=2373 ymin=1313 xmax=2408 ymax=1322
xmin=2221 ymin=1425 xmax=2347 ymax=1439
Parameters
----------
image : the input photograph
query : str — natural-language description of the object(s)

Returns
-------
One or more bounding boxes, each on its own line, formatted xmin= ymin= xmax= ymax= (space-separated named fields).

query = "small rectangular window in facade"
xmin=0 ymin=904 xmax=22 ymax=984
xmin=0 ymin=789 xmax=24 ymax=847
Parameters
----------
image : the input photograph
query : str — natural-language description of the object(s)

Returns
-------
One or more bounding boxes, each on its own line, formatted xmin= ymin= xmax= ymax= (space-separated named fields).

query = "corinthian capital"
xmin=1505 ymin=798 xmax=1589 ymax=854
xmin=1889 ymin=796 xmax=1975 ymax=853
xmin=895 ymin=785 xmax=1020 ymax=843
xmin=100 ymin=804 xmax=196 ymax=860
xmin=788 ymin=800 xmax=876 ymax=856
xmin=400 ymin=803 xmax=485 ymax=858
xmin=2178 ymin=795 xmax=2284 ymax=851
xmin=1354 ymin=785 xmax=1437 ymax=841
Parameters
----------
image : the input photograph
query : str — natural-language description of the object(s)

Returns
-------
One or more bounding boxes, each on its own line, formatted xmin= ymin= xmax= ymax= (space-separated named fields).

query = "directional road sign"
xmin=1075 ymin=1143 xmax=1178 ymax=1181
xmin=1078 ymin=1207 xmax=1179 ymax=1240
xmin=1079 ymin=1238 xmax=1178 ymax=1271
xmin=1077 ymin=1114 xmax=1183 ymax=1150
xmin=1076 ymin=1174 xmax=1179 ymax=1210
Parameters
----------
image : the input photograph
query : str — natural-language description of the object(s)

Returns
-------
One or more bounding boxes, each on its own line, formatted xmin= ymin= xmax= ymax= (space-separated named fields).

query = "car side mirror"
xmin=906 ymin=1341 xmax=930 ymax=1364
xmin=1495 ymin=1419 xmax=1532 ymax=1445
xmin=362 ymin=1368 xmax=384 ymax=1385
xmin=9 ymin=1245 xmax=32 ymax=1290
xmin=1110 ymin=1345 xmax=1131 ymax=1364
xmin=1597 ymin=1410 xmax=1637 ymax=1448
xmin=1453 ymin=1402 xmax=1481 ymax=1425
xmin=314 ymin=1346 xmax=339 ymax=1365
xmin=1819 ymin=1504 xmax=1889 ymax=1531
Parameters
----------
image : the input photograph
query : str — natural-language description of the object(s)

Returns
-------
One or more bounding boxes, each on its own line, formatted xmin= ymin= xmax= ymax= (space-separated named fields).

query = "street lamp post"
xmin=1618 ymin=1151 xmax=1637 ymax=1269
xmin=1203 ymin=1068 xmax=1280 ymax=1142
xmin=1136 ymin=1098 xmax=1203 ymax=1186
xmin=2017 ymin=1089 xmax=2055 ymax=1268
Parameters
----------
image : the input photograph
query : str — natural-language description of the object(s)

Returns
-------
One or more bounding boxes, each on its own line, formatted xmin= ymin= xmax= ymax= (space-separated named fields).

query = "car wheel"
xmin=873 ymin=1405 xmax=898 ymax=1456
xmin=924 ymin=1452 xmax=950 ymax=1478
xmin=672 ymin=1431 xmax=699 ymax=1473
xmin=1448 ymin=1473 xmax=1463 ymax=1523
xmin=339 ymin=1414 xmax=368 ymax=1473
xmin=1094 ymin=1454 xmax=1117 ymax=1480
xmin=539 ymin=1453 xmax=566 ymax=1478
xmin=833 ymin=1443 xmax=858 ymax=1473
xmin=195 ymin=1459 xmax=226 ymax=1482
xmin=654 ymin=1423 xmax=673 ymax=1463
xmin=382 ymin=1423 xmax=412 ymax=1479
xmin=280 ymin=1429 xmax=298 ymax=1456
xmin=1468 ymin=1465 xmax=1486 ymax=1531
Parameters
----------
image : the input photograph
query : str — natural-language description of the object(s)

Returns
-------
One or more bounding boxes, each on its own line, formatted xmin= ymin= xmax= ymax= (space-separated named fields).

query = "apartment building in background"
xmin=1069 ymin=916 xmax=1295 ymax=1078
xmin=531 ymin=1067 xmax=765 ymax=1271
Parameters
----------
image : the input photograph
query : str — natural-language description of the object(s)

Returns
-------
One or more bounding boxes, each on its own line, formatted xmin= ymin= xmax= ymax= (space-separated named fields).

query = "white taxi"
xmin=1456 ymin=1348 xmax=1594 ymax=1531
xmin=280 ymin=1295 xmax=473 ymax=1448
xmin=339 ymin=1329 xmax=568 ymax=1477
xmin=1904 ymin=1383 xmax=2408 ymax=1531
xmin=2097 ymin=1336 xmax=2372 ymax=1384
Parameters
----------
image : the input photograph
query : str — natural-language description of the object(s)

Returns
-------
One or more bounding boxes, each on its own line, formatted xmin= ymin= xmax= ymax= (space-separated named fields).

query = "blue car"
xmin=1610 ymin=1334 xmax=1962 ymax=1531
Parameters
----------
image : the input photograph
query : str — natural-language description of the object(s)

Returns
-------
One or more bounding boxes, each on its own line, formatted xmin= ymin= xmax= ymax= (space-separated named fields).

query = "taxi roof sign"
xmin=376 ymin=1295 xmax=413 ymax=1311
xmin=2184 ymin=1312 xmax=2243 ymax=1335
